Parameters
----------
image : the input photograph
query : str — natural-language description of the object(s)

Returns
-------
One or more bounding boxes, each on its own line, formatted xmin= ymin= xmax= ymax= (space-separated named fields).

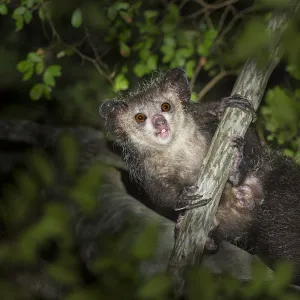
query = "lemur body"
xmin=100 ymin=68 xmax=300 ymax=284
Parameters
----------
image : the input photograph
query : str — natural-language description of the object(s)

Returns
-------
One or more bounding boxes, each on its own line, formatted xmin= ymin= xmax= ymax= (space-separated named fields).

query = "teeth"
xmin=162 ymin=129 xmax=166 ymax=133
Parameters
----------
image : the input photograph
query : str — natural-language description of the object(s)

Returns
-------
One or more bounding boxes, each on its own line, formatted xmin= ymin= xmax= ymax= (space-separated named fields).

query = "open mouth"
xmin=156 ymin=127 xmax=170 ymax=139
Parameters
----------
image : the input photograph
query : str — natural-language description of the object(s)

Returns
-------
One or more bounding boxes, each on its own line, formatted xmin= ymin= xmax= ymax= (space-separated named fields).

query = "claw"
xmin=230 ymin=135 xmax=245 ymax=149
xmin=181 ymin=193 xmax=203 ymax=201
xmin=176 ymin=185 xmax=212 ymax=212
xmin=175 ymin=198 xmax=212 ymax=212
xmin=220 ymin=94 xmax=257 ymax=122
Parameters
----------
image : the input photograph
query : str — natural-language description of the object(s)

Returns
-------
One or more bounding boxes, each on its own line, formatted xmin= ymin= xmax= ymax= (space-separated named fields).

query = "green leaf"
xmin=38 ymin=7 xmax=45 ymax=20
xmin=244 ymin=261 xmax=269 ymax=297
xmin=47 ymin=263 xmax=79 ymax=284
xmin=190 ymin=92 xmax=198 ymax=103
xmin=0 ymin=244 xmax=12 ymax=263
xmin=146 ymin=55 xmax=158 ymax=70
xmin=0 ymin=4 xmax=8 ymax=15
xmin=137 ymin=273 xmax=172 ymax=299
xmin=107 ymin=2 xmax=129 ymax=20
xmin=47 ymin=65 xmax=62 ymax=76
xmin=74 ymin=163 xmax=103 ymax=190
xmin=263 ymin=86 xmax=300 ymax=141
xmin=35 ymin=61 xmax=44 ymax=74
xmin=57 ymin=50 xmax=66 ymax=58
xmin=226 ymin=19 xmax=268 ymax=65
xmin=107 ymin=6 xmax=117 ymax=21
xmin=17 ymin=60 xmax=31 ymax=72
xmin=25 ymin=0 xmax=35 ymax=8
xmin=68 ymin=189 xmax=97 ymax=214
xmin=15 ymin=170 xmax=38 ymax=201
xmin=114 ymin=2 xmax=129 ymax=11
xmin=15 ymin=16 xmax=24 ymax=31
xmin=187 ymin=267 xmax=216 ymax=300
xmin=134 ymin=63 xmax=147 ymax=77
xmin=268 ymin=262 xmax=293 ymax=296
xmin=57 ymin=134 xmax=79 ymax=175
xmin=286 ymin=64 xmax=300 ymax=80
xmin=139 ymin=47 xmax=150 ymax=60
xmin=68 ymin=164 xmax=103 ymax=214
xmin=65 ymin=289 xmax=101 ymax=300
xmin=43 ymin=72 xmax=54 ymax=86
xmin=15 ymin=203 xmax=71 ymax=263
xmin=203 ymin=58 xmax=216 ymax=71
xmin=144 ymin=10 xmax=159 ymax=20
xmin=43 ymin=85 xmax=52 ymax=99
xmin=65 ymin=48 xmax=75 ymax=56
xmin=28 ymin=52 xmax=43 ymax=63
xmin=113 ymin=73 xmax=129 ymax=92
xmin=197 ymin=28 xmax=217 ymax=57
xmin=131 ymin=223 xmax=158 ymax=259
xmin=120 ymin=42 xmax=131 ymax=57
xmin=30 ymin=83 xmax=44 ymax=100
xmin=28 ymin=151 xmax=55 ymax=185
xmin=161 ymin=45 xmax=175 ymax=63
xmin=119 ymin=11 xmax=132 ymax=23
xmin=219 ymin=276 xmax=241 ymax=298
xmin=168 ymin=3 xmax=180 ymax=20
xmin=22 ymin=65 xmax=34 ymax=80
xmin=13 ymin=6 xmax=26 ymax=16
xmin=23 ymin=10 xmax=32 ymax=23
xmin=71 ymin=8 xmax=82 ymax=28
xmin=185 ymin=60 xmax=196 ymax=78
xmin=43 ymin=65 xmax=62 ymax=87
xmin=163 ymin=36 xmax=176 ymax=47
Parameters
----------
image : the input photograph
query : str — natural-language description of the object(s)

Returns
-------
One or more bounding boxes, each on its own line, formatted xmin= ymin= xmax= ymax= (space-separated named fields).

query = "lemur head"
xmin=99 ymin=68 xmax=191 ymax=149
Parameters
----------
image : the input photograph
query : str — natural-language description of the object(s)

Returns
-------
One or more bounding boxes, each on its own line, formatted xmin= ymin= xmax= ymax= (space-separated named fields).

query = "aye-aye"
xmin=100 ymin=68 xmax=300 ymax=284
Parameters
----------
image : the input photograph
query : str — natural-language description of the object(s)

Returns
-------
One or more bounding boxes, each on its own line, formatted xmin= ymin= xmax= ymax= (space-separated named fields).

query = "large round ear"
xmin=161 ymin=68 xmax=191 ymax=103
xmin=99 ymin=100 xmax=128 ymax=119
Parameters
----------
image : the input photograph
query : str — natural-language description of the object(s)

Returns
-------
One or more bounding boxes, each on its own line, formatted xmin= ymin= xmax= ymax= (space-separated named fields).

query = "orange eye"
xmin=135 ymin=113 xmax=147 ymax=123
xmin=161 ymin=102 xmax=171 ymax=112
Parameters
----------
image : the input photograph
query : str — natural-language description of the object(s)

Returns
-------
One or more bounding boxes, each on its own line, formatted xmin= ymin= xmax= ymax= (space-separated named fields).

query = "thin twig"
xmin=72 ymin=47 xmax=114 ymax=85
xmin=218 ymin=4 xmax=232 ymax=32
xmin=204 ymin=10 xmax=214 ymax=28
xmin=193 ymin=0 xmax=240 ymax=10
xmin=190 ymin=57 xmax=205 ymax=88
xmin=187 ymin=8 xmax=206 ymax=19
xmin=197 ymin=69 xmax=237 ymax=101
xmin=214 ymin=6 xmax=256 ymax=47
xmin=84 ymin=28 xmax=110 ymax=71
xmin=179 ymin=0 xmax=189 ymax=10
xmin=46 ymin=18 xmax=113 ymax=85
xmin=230 ymin=4 xmax=238 ymax=16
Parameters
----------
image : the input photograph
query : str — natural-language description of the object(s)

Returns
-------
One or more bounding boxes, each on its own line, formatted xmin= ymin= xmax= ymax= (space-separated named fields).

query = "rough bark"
xmin=167 ymin=4 xmax=299 ymax=296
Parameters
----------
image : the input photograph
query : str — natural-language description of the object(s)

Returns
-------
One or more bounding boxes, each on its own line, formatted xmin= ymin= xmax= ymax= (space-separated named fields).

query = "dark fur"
xmin=100 ymin=68 xmax=300 ymax=284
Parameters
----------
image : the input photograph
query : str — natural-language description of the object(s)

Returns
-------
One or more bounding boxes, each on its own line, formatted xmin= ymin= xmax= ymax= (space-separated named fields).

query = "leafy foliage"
xmin=0 ymin=132 xmax=299 ymax=298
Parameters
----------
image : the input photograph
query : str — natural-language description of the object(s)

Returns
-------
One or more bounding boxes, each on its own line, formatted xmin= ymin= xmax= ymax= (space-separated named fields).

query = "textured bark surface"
xmin=167 ymin=4 xmax=300 ymax=296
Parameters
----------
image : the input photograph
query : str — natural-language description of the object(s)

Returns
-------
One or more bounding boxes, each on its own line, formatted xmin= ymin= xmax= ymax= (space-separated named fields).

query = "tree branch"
xmin=196 ymin=69 xmax=237 ymax=101
xmin=167 ymin=3 xmax=299 ymax=296
xmin=193 ymin=0 xmax=240 ymax=10
xmin=46 ymin=17 xmax=114 ymax=85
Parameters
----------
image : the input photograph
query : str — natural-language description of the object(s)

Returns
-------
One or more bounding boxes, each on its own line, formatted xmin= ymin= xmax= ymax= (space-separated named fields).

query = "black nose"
xmin=99 ymin=100 xmax=128 ymax=119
